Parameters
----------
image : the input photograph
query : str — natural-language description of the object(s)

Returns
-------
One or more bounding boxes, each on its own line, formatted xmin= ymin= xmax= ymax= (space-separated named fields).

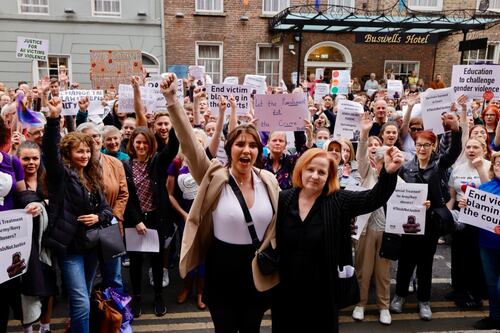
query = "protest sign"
xmin=90 ymin=50 xmax=144 ymax=90
xmin=314 ymin=83 xmax=330 ymax=104
xmin=223 ymin=76 xmax=239 ymax=85
xmin=387 ymin=80 xmax=403 ymax=99
xmin=451 ymin=65 xmax=500 ymax=99
xmin=118 ymin=84 xmax=156 ymax=114
xmin=420 ymin=87 xmax=454 ymax=135
xmin=330 ymin=70 xmax=350 ymax=95
xmin=0 ymin=210 xmax=33 ymax=284
xmin=459 ymin=187 xmax=500 ymax=234
xmin=167 ymin=65 xmax=188 ymax=79
xmin=254 ymin=93 xmax=308 ymax=131
xmin=333 ymin=99 xmax=364 ymax=141
xmin=60 ymin=90 xmax=104 ymax=116
xmin=291 ymin=72 xmax=298 ymax=85
xmin=16 ymin=36 xmax=48 ymax=61
xmin=189 ymin=65 xmax=205 ymax=86
xmin=315 ymin=68 xmax=325 ymax=80
xmin=243 ymin=75 xmax=267 ymax=94
xmin=146 ymin=76 xmax=184 ymax=111
xmin=345 ymin=185 xmax=371 ymax=240
xmin=206 ymin=84 xmax=250 ymax=115
xmin=402 ymin=103 xmax=422 ymax=118
xmin=385 ymin=183 xmax=428 ymax=235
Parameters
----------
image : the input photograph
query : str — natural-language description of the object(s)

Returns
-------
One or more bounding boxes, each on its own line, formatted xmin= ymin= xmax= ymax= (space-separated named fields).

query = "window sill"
xmin=193 ymin=11 xmax=226 ymax=17
xmin=407 ymin=5 xmax=443 ymax=11
xmin=260 ymin=13 xmax=278 ymax=18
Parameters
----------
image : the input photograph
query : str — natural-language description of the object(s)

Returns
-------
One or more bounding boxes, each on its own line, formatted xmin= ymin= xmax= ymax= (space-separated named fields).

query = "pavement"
xmin=7 ymin=243 xmax=500 ymax=333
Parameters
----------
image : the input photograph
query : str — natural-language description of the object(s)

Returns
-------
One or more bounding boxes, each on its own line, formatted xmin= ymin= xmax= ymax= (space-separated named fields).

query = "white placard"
xmin=60 ymin=90 xmax=104 ymax=116
xmin=459 ymin=187 xmax=500 ymax=234
xmin=402 ymin=103 xmax=422 ymax=118
xmin=16 ymin=36 xmax=48 ymax=61
xmin=206 ymin=84 xmax=251 ymax=115
xmin=124 ymin=228 xmax=159 ymax=252
xmin=451 ymin=65 xmax=500 ymax=99
xmin=387 ymin=80 xmax=403 ymax=99
xmin=291 ymin=72 xmax=298 ymax=85
xmin=315 ymin=68 xmax=325 ymax=80
xmin=330 ymin=70 xmax=350 ymax=95
xmin=0 ymin=210 xmax=33 ymax=284
xmin=189 ymin=65 xmax=205 ymax=86
xmin=118 ymin=84 xmax=157 ymax=114
xmin=345 ymin=185 xmax=371 ymax=240
xmin=146 ymin=76 xmax=184 ymax=111
xmin=314 ymin=83 xmax=330 ymax=104
xmin=333 ymin=99 xmax=364 ymax=141
xmin=223 ymin=76 xmax=239 ymax=85
xmin=254 ymin=93 xmax=308 ymax=131
xmin=420 ymin=87 xmax=454 ymax=135
xmin=243 ymin=74 xmax=267 ymax=94
xmin=385 ymin=183 xmax=428 ymax=235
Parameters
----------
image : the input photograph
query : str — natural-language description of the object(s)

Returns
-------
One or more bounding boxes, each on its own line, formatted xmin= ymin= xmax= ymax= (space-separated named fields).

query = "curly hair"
xmin=60 ymin=132 xmax=103 ymax=192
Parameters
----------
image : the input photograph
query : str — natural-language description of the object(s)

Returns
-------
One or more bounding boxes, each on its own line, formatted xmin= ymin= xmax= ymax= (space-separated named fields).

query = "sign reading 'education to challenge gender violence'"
xmin=90 ymin=50 xmax=144 ymax=90
xmin=451 ymin=65 xmax=500 ymax=99
xmin=459 ymin=187 xmax=500 ymax=234
xmin=0 ymin=210 xmax=33 ymax=284
xmin=16 ymin=36 xmax=48 ymax=61
xmin=254 ymin=93 xmax=308 ymax=131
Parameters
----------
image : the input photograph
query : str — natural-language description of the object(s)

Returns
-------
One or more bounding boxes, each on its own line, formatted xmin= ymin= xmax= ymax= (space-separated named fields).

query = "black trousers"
xmin=0 ymin=279 xmax=22 ymax=333
xmin=209 ymin=304 xmax=267 ymax=333
xmin=451 ymin=225 xmax=487 ymax=299
xmin=395 ymin=233 xmax=439 ymax=302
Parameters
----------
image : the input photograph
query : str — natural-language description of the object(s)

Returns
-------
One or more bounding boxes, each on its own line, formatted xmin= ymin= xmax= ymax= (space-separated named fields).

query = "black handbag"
xmin=379 ymin=232 xmax=402 ymax=260
xmin=431 ymin=206 xmax=455 ymax=236
xmin=75 ymin=222 xmax=126 ymax=261
xmin=228 ymin=176 xmax=279 ymax=276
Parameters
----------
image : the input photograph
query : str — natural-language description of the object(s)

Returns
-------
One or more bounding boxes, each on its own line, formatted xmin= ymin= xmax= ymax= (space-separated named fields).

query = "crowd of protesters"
xmin=0 ymin=66 xmax=499 ymax=333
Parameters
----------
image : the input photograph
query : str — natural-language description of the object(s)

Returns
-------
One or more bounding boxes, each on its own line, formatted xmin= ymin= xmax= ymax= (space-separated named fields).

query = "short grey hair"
xmin=101 ymin=125 xmax=121 ymax=139
xmin=76 ymin=122 xmax=100 ymax=135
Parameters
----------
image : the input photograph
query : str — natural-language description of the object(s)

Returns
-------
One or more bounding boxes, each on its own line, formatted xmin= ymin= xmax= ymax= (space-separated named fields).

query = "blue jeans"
xmin=59 ymin=251 xmax=99 ymax=333
xmin=480 ymin=247 xmax=500 ymax=320
xmin=100 ymin=256 xmax=124 ymax=292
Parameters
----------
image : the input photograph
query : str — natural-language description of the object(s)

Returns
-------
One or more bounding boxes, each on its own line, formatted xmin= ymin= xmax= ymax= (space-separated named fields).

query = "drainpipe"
xmin=160 ymin=0 xmax=166 ymax=72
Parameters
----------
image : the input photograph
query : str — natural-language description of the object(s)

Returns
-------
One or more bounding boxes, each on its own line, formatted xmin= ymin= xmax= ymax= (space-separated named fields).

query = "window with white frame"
xmin=196 ymin=43 xmax=223 ymax=84
xmin=93 ymin=0 xmax=121 ymax=17
xmin=19 ymin=0 xmax=49 ymax=15
xmin=384 ymin=61 xmax=420 ymax=81
xmin=477 ymin=0 xmax=500 ymax=11
xmin=328 ymin=0 xmax=355 ymax=14
xmin=407 ymin=0 xmax=442 ymax=11
xmin=262 ymin=0 xmax=289 ymax=15
xmin=36 ymin=56 xmax=70 ymax=82
xmin=196 ymin=0 xmax=223 ymax=13
xmin=461 ymin=43 xmax=500 ymax=65
xmin=256 ymin=44 xmax=282 ymax=87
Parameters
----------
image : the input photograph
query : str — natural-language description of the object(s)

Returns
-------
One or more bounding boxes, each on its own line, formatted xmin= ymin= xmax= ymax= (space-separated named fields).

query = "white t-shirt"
xmin=449 ymin=161 xmax=490 ymax=202
xmin=212 ymin=171 xmax=273 ymax=245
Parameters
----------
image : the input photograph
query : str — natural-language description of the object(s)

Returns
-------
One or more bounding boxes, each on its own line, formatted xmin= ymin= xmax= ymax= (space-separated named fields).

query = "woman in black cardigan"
xmin=272 ymin=146 xmax=403 ymax=333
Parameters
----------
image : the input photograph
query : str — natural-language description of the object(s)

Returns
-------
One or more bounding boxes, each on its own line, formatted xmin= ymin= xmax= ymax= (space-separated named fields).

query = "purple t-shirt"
xmin=0 ymin=152 xmax=24 ymax=211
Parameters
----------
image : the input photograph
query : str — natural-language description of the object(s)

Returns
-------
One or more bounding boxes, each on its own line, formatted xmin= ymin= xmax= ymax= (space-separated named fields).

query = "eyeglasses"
xmin=416 ymin=143 xmax=432 ymax=150
xmin=410 ymin=127 xmax=423 ymax=132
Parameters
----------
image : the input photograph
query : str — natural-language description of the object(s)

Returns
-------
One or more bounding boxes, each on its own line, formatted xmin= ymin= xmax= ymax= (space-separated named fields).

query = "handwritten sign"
xmin=420 ymin=87 xmax=454 ymax=135
xmin=386 ymin=183 xmax=428 ymax=235
xmin=451 ymin=65 xmax=500 ymax=99
xmin=459 ymin=187 xmax=500 ymax=234
xmin=243 ymin=75 xmax=267 ymax=94
xmin=333 ymin=100 xmax=364 ymax=141
xmin=0 ymin=210 xmax=33 ymax=284
xmin=254 ymin=93 xmax=308 ymax=131
xmin=314 ymin=83 xmax=330 ymax=104
xmin=16 ymin=36 xmax=48 ymax=61
xmin=90 ymin=50 xmax=144 ymax=90
xmin=207 ymin=84 xmax=250 ymax=115
xmin=60 ymin=90 xmax=104 ymax=116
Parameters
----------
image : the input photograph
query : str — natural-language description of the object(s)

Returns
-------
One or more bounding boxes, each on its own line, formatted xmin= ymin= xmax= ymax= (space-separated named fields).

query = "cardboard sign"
xmin=254 ymin=93 xmax=308 ymax=131
xmin=451 ymin=65 xmax=500 ymax=99
xmin=223 ymin=77 xmax=239 ymax=85
xmin=330 ymin=70 xmax=350 ymax=95
xmin=387 ymin=80 xmax=403 ymax=99
xmin=385 ymin=183 xmax=428 ymax=235
xmin=60 ymin=90 xmax=105 ymax=116
xmin=333 ymin=99 xmax=364 ymax=141
xmin=345 ymin=185 xmax=371 ymax=240
xmin=16 ymin=36 xmax=48 ymax=61
xmin=118 ymin=84 xmax=156 ymax=114
xmin=420 ymin=87 xmax=454 ymax=135
xmin=314 ymin=83 xmax=330 ymax=104
xmin=0 ymin=210 xmax=33 ymax=284
xmin=90 ymin=50 xmax=144 ymax=90
xmin=206 ymin=84 xmax=250 ymax=115
xmin=243 ymin=75 xmax=267 ymax=94
xmin=459 ymin=187 xmax=500 ymax=234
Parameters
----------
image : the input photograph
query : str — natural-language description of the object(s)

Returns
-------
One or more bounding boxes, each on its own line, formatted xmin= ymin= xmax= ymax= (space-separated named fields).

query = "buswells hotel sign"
xmin=355 ymin=33 xmax=438 ymax=45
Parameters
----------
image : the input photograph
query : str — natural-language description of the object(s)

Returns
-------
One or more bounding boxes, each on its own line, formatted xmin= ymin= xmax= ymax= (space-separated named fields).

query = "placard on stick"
xmin=90 ymin=50 xmax=144 ymax=90
xmin=254 ymin=93 xmax=308 ymax=131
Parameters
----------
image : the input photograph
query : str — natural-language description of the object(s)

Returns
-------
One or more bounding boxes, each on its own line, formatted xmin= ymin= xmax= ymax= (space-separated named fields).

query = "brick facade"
xmin=164 ymin=0 xmax=499 ymax=88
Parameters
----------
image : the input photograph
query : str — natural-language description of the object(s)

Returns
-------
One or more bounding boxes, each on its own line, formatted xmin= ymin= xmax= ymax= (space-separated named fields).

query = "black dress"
xmin=272 ymin=192 xmax=339 ymax=333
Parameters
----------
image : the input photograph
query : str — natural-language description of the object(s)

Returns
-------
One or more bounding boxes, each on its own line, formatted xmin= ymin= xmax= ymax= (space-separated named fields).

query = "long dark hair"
xmin=127 ymin=126 xmax=157 ymax=161
xmin=224 ymin=124 xmax=263 ymax=168
xmin=16 ymin=141 xmax=48 ymax=196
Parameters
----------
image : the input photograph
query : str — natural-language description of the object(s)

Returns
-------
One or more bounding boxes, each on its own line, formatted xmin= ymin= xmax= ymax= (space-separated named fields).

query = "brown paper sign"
xmin=90 ymin=50 xmax=144 ymax=90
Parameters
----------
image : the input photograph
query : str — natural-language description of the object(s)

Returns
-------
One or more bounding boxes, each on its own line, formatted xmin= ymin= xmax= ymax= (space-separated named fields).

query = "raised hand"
xmin=360 ymin=112 xmax=373 ymax=133
xmin=441 ymin=112 xmax=460 ymax=132
xmin=218 ymin=95 xmax=227 ymax=114
xmin=78 ymin=96 xmax=90 ymax=112
xmin=48 ymin=96 xmax=62 ymax=118
xmin=160 ymin=73 xmax=179 ymax=104
xmin=384 ymin=146 xmax=404 ymax=174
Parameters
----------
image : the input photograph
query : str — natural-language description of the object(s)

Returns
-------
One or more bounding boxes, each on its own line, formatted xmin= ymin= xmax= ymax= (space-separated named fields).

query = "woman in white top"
xmin=161 ymin=74 xmax=279 ymax=333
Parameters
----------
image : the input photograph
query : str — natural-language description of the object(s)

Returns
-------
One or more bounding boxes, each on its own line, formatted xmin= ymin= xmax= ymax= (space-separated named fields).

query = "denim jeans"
xmin=100 ymin=256 xmax=124 ymax=292
xmin=58 ymin=251 xmax=99 ymax=333
xmin=480 ymin=247 xmax=500 ymax=320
